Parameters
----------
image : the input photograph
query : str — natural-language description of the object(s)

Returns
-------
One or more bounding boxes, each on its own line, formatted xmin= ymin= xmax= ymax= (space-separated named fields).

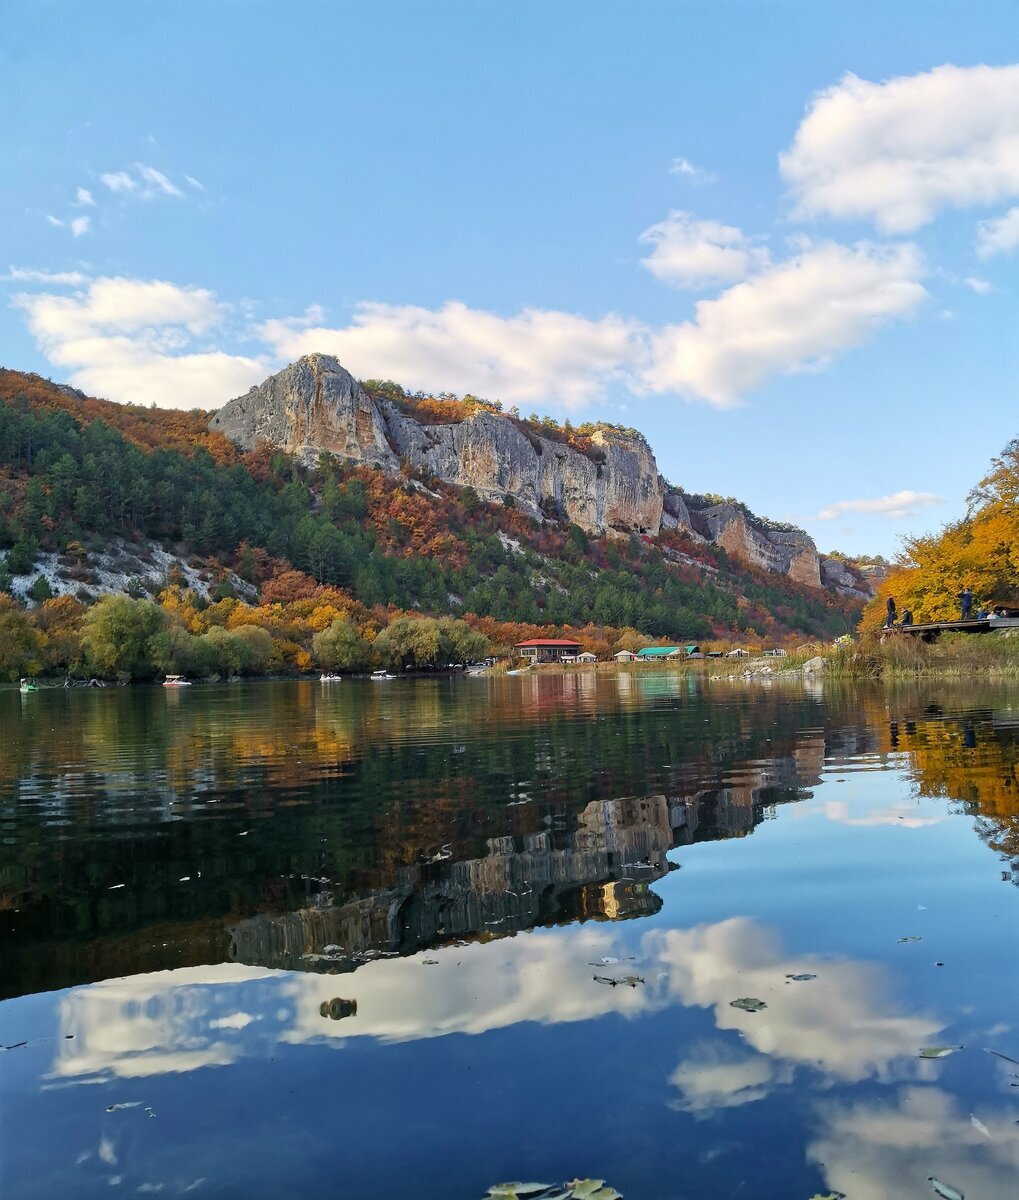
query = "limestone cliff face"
xmin=211 ymin=353 xmax=830 ymax=586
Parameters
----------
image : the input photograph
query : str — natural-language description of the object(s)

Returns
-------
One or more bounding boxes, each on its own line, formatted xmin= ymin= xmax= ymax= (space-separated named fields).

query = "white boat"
xmin=19 ymin=677 xmax=40 ymax=693
xmin=319 ymin=673 xmax=343 ymax=683
xmin=506 ymin=668 xmax=530 ymax=676
xmin=162 ymin=675 xmax=192 ymax=688
xmin=370 ymin=670 xmax=395 ymax=681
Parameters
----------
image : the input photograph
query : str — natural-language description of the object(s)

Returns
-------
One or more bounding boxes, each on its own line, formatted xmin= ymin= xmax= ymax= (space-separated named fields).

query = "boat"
xmin=162 ymin=675 xmax=192 ymax=688
xmin=319 ymin=673 xmax=343 ymax=683
xmin=370 ymin=670 xmax=395 ymax=681
xmin=19 ymin=677 xmax=39 ymax=693
xmin=506 ymin=668 xmax=530 ymax=676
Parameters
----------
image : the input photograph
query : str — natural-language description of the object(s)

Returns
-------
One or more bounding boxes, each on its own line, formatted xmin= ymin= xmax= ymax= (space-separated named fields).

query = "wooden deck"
xmin=889 ymin=617 xmax=1019 ymax=640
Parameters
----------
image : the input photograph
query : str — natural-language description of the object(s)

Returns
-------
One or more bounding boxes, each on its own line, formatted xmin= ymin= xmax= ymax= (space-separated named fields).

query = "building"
xmin=726 ymin=648 xmax=751 ymax=658
xmin=613 ymin=650 xmax=637 ymax=663
xmin=576 ymin=652 xmax=598 ymax=664
xmin=636 ymin=646 xmax=683 ymax=660
xmin=514 ymin=638 xmax=584 ymax=663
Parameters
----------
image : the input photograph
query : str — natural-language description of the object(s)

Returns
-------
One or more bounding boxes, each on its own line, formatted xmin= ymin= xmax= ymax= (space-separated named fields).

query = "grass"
xmin=827 ymin=631 xmax=1019 ymax=678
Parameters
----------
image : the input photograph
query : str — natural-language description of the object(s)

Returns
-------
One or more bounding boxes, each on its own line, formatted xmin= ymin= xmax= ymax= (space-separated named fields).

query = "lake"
xmin=2 ymin=673 xmax=1019 ymax=1199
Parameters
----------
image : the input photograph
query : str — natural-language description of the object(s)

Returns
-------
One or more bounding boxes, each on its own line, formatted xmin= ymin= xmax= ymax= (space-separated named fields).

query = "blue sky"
xmin=3 ymin=2 xmax=1019 ymax=557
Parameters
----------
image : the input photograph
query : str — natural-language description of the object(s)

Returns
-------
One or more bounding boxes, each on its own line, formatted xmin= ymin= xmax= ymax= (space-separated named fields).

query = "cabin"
xmin=726 ymin=648 xmax=751 ymax=658
xmin=613 ymin=650 xmax=637 ymax=662
xmin=685 ymin=644 xmax=703 ymax=658
xmin=761 ymin=648 xmax=787 ymax=658
xmin=576 ymin=652 xmax=598 ymax=664
xmin=636 ymin=646 xmax=683 ymax=660
xmin=514 ymin=638 xmax=584 ymax=663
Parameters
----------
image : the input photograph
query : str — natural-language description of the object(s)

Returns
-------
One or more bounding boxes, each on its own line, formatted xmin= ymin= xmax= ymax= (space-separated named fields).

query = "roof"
xmin=636 ymin=646 xmax=681 ymax=657
xmin=514 ymin=638 xmax=584 ymax=647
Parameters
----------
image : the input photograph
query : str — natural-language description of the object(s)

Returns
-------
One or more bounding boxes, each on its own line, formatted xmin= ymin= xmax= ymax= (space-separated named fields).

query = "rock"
xmin=802 ymin=656 xmax=826 ymax=673
xmin=209 ymin=354 xmax=830 ymax=585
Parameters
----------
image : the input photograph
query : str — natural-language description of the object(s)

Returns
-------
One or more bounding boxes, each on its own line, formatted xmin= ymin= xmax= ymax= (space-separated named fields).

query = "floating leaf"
xmin=567 ymin=1184 xmax=606 ymax=1199
xmin=730 ymin=997 xmax=767 ymax=1013
xmin=105 ymin=1102 xmax=143 ymax=1112
xmin=587 ymin=957 xmax=619 ymax=966
xmin=970 ymin=1113 xmax=991 ymax=1139
xmin=897 ymin=936 xmax=923 ymax=943
xmin=918 ymin=1045 xmax=963 ymax=1059
xmin=588 ymin=1190 xmax=622 ymax=1200
xmin=808 ymin=1192 xmax=845 ymax=1200
xmin=928 ymin=1178 xmax=964 ymax=1200
xmin=785 ymin=973 xmax=817 ymax=982
xmin=592 ymin=974 xmax=644 ymax=988
xmin=487 ymin=1185 xmax=551 ymax=1198
xmin=984 ymin=1047 xmax=1019 ymax=1065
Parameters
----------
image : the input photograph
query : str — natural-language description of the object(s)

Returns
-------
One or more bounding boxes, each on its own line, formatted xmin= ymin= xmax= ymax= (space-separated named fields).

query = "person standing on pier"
xmin=958 ymin=586 xmax=974 ymax=620
xmin=885 ymin=596 xmax=897 ymax=628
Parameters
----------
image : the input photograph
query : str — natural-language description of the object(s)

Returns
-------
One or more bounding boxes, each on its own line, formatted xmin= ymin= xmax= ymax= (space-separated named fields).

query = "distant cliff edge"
xmin=210 ymin=354 xmax=873 ymax=597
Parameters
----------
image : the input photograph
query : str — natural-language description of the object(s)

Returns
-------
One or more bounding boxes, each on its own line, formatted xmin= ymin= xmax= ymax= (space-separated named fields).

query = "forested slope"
xmin=0 ymin=368 xmax=860 ymax=672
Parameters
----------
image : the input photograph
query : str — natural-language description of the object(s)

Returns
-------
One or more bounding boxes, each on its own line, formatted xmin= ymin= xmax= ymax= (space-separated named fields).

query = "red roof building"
xmin=514 ymin=638 xmax=584 ymax=663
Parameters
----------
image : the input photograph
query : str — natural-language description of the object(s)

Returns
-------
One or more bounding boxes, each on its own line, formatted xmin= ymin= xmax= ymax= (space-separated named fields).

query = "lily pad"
xmin=730 ymin=997 xmax=767 ymax=1013
xmin=928 ymin=1178 xmax=964 ymax=1200
xmin=918 ymin=1045 xmax=963 ymax=1059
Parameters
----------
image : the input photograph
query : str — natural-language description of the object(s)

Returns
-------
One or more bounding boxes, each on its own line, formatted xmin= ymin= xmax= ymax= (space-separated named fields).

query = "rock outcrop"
xmin=211 ymin=354 xmax=836 ymax=588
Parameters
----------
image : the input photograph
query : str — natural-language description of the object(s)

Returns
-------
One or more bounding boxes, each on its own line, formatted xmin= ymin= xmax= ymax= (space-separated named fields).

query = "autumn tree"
xmin=80 ymin=595 xmax=167 ymax=679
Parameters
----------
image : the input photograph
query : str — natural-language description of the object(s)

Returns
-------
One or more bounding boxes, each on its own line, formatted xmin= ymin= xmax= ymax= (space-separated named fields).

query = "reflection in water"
xmin=4 ymin=676 xmax=1019 ymax=1199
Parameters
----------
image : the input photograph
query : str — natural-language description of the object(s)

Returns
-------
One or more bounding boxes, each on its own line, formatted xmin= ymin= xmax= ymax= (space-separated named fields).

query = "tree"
xmin=6 ymin=533 xmax=38 ymax=576
xmin=79 ymin=595 xmax=167 ymax=679
xmin=312 ymin=618 xmax=369 ymax=672
xmin=0 ymin=595 xmax=43 ymax=681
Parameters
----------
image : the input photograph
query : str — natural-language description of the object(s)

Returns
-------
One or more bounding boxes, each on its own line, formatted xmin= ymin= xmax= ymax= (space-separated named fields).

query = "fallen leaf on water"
xmin=970 ymin=1113 xmax=991 ymax=1139
xmin=984 ymin=1047 xmax=1019 ymax=1065
xmin=568 ymin=1184 xmax=606 ymax=1200
xmin=730 ymin=997 xmax=767 ymax=1013
xmin=918 ymin=1045 xmax=963 ymax=1059
xmin=808 ymin=1192 xmax=845 ymax=1200
xmin=106 ymin=1102 xmax=144 ymax=1112
xmin=592 ymin=974 xmax=644 ymax=988
xmin=897 ymin=936 xmax=923 ymax=943
xmin=785 ymin=973 xmax=817 ymax=982
xmin=928 ymin=1177 xmax=964 ymax=1200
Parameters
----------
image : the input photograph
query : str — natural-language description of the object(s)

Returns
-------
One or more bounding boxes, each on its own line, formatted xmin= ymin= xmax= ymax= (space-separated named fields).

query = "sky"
xmin=3 ymin=1 xmax=1019 ymax=557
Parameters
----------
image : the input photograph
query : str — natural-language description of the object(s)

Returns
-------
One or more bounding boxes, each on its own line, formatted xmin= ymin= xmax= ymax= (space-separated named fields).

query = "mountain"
xmin=212 ymin=354 xmax=872 ymax=599
xmin=0 ymin=364 xmax=866 ymax=666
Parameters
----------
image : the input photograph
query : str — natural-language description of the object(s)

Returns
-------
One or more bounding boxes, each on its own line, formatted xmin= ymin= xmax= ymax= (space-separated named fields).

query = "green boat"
xmin=19 ymin=678 xmax=39 ymax=693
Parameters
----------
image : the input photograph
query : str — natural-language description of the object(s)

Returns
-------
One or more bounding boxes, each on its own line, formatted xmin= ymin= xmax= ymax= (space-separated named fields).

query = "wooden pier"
xmin=888 ymin=616 xmax=1019 ymax=642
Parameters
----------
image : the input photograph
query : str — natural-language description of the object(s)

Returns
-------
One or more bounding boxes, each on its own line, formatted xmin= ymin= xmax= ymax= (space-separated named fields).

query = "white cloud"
xmin=3 ymin=266 xmax=90 ymax=286
xmin=643 ymin=240 xmax=927 ymax=406
xmin=74 ymin=187 xmax=95 ymax=207
xmin=638 ymin=211 xmax=770 ymax=289
xmin=976 ymin=205 xmax=1019 ymax=257
xmin=810 ymin=490 xmax=943 ymax=521
xmin=14 ymin=276 xmax=266 ymax=409
xmin=964 ymin=275 xmax=992 ymax=294
xmin=46 ymin=215 xmax=64 ymax=227
xmin=100 ymin=164 xmax=185 ymax=200
xmin=184 ymin=174 xmax=205 ymax=191
xmin=100 ymin=170 xmax=137 ymax=193
xmin=669 ymin=157 xmax=716 ymax=185
xmin=781 ymin=63 xmax=1019 ymax=233
xmin=70 ymin=215 xmax=91 ymax=238
xmin=258 ymin=300 xmax=648 ymax=409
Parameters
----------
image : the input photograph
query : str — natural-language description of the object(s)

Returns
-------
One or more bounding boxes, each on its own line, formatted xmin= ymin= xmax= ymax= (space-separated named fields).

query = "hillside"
xmin=0 ymin=365 xmax=866 ymax=679
xmin=861 ymin=438 xmax=1019 ymax=629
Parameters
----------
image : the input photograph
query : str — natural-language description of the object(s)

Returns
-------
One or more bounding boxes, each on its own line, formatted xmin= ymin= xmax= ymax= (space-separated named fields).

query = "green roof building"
xmin=635 ymin=646 xmax=683 ymax=658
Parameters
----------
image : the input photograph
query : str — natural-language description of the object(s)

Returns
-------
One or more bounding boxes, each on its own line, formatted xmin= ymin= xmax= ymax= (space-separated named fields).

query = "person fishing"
xmin=958 ymin=585 xmax=974 ymax=621
xmin=884 ymin=595 xmax=897 ymax=628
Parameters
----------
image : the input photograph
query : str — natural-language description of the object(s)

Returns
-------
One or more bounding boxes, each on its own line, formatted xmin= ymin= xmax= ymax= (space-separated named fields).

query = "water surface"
xmin=2 ymin=674 xmax=1019 ymax=1198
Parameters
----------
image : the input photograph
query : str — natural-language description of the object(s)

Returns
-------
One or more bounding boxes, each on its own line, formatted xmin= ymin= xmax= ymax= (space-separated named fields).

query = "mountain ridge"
xmin=211 ymin=353 xmax=875 ymax=599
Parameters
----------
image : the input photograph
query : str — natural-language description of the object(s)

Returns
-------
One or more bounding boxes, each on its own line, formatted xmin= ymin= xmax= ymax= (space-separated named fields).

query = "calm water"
xmin=2 ymin=673 xmax=1019 ymax=1199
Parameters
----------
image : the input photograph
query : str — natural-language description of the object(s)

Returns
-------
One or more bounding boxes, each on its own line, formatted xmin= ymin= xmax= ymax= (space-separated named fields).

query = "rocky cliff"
xmin=211 ymin=354 xmax=861 ymax=593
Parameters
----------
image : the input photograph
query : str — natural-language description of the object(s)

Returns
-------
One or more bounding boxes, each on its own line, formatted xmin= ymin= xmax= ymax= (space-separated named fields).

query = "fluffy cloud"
xmin=639 ymin=211 xmax=769 ymax=288
xmin=14 ymin=276 xmax=266 ymax=409
xmin=976 ymin=205 xmax=1019 ymax=258
xmin=258 ymin=300 xmax=648 ymax=409
xmin=100 ymin=163 xmax=185 ymax=199
xmin=810 ymin=490 xmax=943 ymax=520
xmin=74 ymin=187 xmax=94 ymax=207
xmin=70 ymin=216 xmax=91 ymax=238
xmin=781 ymin=63 xmax=1019 ymax=233
xmin=669 ymin=157 xmax=716 ymax=184
xmin=643 ymin=240 xmax=927 ymax=406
